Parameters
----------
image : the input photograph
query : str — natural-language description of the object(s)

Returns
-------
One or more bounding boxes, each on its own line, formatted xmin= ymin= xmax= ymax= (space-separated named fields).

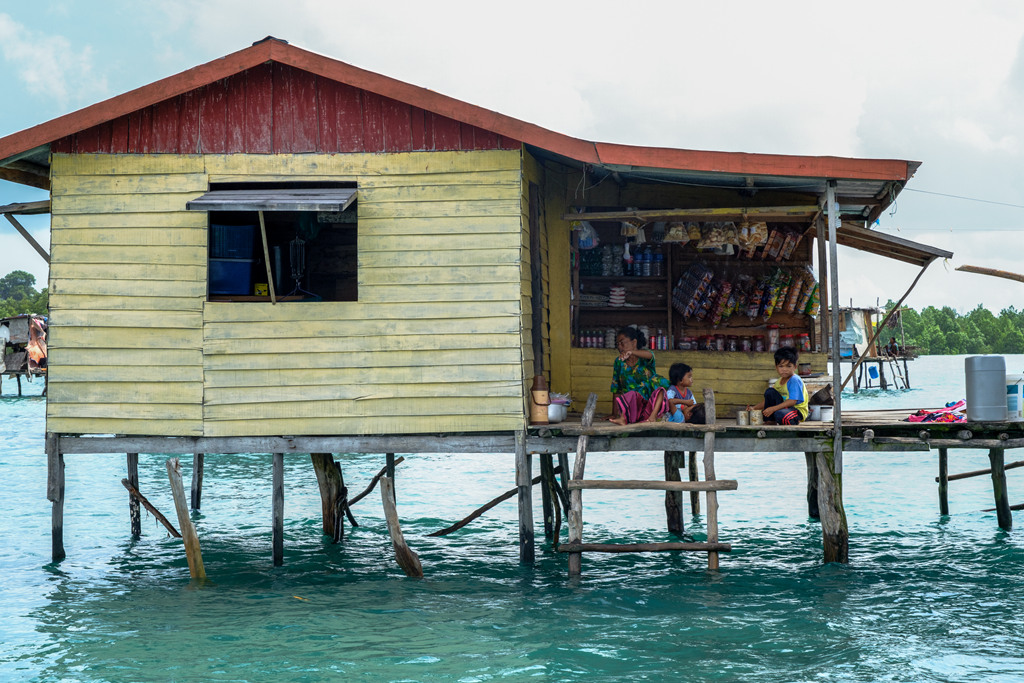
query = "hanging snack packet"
xmin=764 ymin=228 xmax=787 ymax=260
xmin=778 ymin=230 xmax=804 ymax=261
xmin=775 ymin=231 xmax=798 ymax=261
xmin=733 ymin=274 xmax=755 ymax=315
xmin=736 ymin=221 xmax=753 ymax=250
xmin=748 ymin=222 xmax=769 ymax=247
xmin=697 ymin=223 xmax=725 ymax=251
xmin=797 ymin=279 xmax=817 ymax=314
xmin=748 ymin=276 xmax=770 ymax=318
xmin=665 ymin=221 xmax=689 ymax=244
xmin=804 ymin=283 xmax=820 ymax=316
xmin=760 ymin=268 xmax=790 ymax=320
xmin=759 ymin=229 xmax=778 ymax=260
xmin=783 ymin=271 xmax=806 ymax=313
xmin=711 ymin=280 xmax=733 ymax=326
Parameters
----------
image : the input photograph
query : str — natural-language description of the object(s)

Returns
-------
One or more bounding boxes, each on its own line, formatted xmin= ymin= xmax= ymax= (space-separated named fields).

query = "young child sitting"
xmin=748 ymin=347 xmax=808 ymax=425
xmin=665 ymin=362 xmax=696 ymax=423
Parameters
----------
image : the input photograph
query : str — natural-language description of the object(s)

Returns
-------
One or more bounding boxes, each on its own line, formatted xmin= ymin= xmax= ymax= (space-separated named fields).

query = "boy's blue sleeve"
xmin=787 ymin=376 xmax=804 ymax=402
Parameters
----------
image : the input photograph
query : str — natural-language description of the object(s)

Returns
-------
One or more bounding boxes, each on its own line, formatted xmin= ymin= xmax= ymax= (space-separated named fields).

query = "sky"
xmin=2 ymin=1 xmax=1024 ymax=314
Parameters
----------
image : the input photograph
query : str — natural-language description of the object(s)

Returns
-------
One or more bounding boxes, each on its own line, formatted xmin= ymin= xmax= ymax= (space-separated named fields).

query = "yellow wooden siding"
xmin=200 ymin=150 xmax=525 ymax=436
xmin=570 ymin=349 xmax=828 ymax=416
xmin=47 ymin=150 xmax=528 ymax=437
xmin=520 ymin=151 xmax=550 ymax=409
xmin=47 ymin=156 xmax=207 ymax=436
xmin=545 ymin=166 xmax=573 ymax=395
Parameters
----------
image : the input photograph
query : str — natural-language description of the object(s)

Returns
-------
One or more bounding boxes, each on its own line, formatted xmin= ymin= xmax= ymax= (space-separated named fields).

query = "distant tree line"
xmin=884 ymin=300 xmax=1024 ymax=355
xmin=0 ymin=270 xmax=48 ymax=318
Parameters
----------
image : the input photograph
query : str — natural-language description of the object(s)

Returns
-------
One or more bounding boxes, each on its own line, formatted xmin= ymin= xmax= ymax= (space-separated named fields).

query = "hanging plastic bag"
xmin=576 ymin=220 xmax=600 ymax=250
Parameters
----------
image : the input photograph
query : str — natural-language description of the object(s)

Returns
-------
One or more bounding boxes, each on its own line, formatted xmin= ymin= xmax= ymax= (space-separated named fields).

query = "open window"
xmin=187 ymin=182 xmax=357 ymax=302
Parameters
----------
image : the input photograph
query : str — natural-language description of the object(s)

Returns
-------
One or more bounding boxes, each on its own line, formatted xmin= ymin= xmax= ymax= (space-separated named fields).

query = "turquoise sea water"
xmin=3 ymin=356 xmax=1024 ymax=682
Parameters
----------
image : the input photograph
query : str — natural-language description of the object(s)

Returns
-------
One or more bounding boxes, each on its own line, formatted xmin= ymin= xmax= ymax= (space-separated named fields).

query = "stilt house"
xmin=0 ymin=37 xmax=948 ymax=436
xmin=1 ymin=39 xmax=967 ymax=571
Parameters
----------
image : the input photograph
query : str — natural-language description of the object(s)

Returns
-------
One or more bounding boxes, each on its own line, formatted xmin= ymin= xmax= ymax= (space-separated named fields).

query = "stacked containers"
xmin=209 ymin=224 xmax=256 ymax=295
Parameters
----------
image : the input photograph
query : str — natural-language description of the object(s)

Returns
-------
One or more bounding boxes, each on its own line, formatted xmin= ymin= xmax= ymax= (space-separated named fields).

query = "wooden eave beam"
xmin=0 ymin=200 xmax=50 ymax=215
xmin=3 ymin=213 xmax=50 ymax=263
xmin=956 ymin=264 xmax=1024 ymax=285
xmin=0 ymin=166 xmax=49 ymax=190
xmin=561 ymin=205 xmax=819 ymax=222
xmin=840 ymin=258 xmax=936 ymax=390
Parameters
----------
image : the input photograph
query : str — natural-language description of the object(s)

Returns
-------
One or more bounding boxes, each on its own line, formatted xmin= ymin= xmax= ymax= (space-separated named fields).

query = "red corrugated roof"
xmin=0 ymin=38 xmax=917 ymax=183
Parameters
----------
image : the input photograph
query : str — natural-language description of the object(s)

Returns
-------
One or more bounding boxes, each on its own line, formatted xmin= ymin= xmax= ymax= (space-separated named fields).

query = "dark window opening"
xmin=199 ymin=182 xmax=357 ymax=302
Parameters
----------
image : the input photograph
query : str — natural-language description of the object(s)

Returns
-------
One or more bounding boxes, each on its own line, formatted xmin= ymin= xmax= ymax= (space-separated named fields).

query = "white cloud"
xmin=0 ymin=13 xmax=107 ymax=107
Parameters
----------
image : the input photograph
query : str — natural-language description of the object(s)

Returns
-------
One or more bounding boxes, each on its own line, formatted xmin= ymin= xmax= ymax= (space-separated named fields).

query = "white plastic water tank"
xmin=965 ymin=356 xmax=1007 ymax=421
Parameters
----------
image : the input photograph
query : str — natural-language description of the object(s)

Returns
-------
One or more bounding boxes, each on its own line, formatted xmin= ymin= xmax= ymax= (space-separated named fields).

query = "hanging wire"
xmin=903 ymin=187 xmax=1024 ymax=210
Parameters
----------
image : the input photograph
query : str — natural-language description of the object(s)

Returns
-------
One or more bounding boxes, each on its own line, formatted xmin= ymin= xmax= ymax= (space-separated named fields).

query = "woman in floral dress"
xmin=609 ymin=326 xmax=668 ymax=425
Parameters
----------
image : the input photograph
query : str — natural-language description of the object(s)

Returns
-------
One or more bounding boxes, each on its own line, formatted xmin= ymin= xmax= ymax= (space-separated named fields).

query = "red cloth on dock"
xmin=906 ymin=399 xmax=966 ymax=422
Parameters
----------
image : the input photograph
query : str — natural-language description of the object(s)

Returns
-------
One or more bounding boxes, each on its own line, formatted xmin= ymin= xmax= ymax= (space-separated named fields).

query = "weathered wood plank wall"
xmin=520 ymin=152 xmax=550 ymax=403
xmin=48 ymin=150 xmax=527 ymax=436
xmin=52 ymin=64 xmax=520 ymax=156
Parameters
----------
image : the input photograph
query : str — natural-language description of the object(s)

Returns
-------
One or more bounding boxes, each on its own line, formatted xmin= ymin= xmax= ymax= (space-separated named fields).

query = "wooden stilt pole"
xmin=815 ymin=449 xmax=849 ymax=563
xmin=938 ymin=447 xmax=949 ymax=515
xmin=385 ymin=453 xmax=396 ymax=502
xmin=427 ymin=466 xmax=562 ymax=537
xmin=878 ymin=360 xmax=888 ymax=390
xmin=349 ymin=457 xmax=404 ymax=507
xmin=702 ymin=389 xmax=720 ymax=571
xmin=166 ymin=457 xmax=205 ymax=580
xmin=121 ymin=479 xmax=180 ymax=537
xmin=190 ymin=453 xmax=204 ymax=510
xmin=128 ymin=452 xmax=141 ymax=537
xmin=272 ymin=452 xmax=284 ymax=566
xmin=568 ymin=394 xmax=598 ymax=578
xmin=664 ymin=451 xmax=685 ymax=535
xmin=540 ymin=453 xmax=555 ymax=541
xmin=688 ymin=451 xmax=700 ymax=515
xmin=47 ymin=433 xmax=65 ymax=562
xmin=804 ymin=452 xmax=820 ymax=519
xmin=821 ymin=182 xmax=849 ymax=564
xmin=311 ymin=453 xmax=350 ymax=541
xmin=380 ymin=476 xmax=423 ymax=577
xmin=515 ymin=430 xmax=535 ymax=564
xmin=557 ymin=453 xmax=570 ymax=506
xmin=815 ymin=213 xmax=830 ymax=354
xmin=16 ymin=373 xmax=21 ymax=396
xmin=989 ymin=448 xmax=1012 ymax=530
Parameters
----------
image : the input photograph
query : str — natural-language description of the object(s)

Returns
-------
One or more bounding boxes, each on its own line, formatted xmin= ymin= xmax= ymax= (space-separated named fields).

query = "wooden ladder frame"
xmin=561 ymin=389 xmax=734 ymax=576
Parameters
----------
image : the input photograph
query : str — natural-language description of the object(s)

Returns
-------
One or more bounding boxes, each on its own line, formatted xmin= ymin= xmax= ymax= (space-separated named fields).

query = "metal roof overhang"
xmin=186 ymin=188 xmax=357 ymax=212
xmin=528 ymin=144 xmax=916 ymax=224
xmin=836 ymin=223 xmax=951 ymax=267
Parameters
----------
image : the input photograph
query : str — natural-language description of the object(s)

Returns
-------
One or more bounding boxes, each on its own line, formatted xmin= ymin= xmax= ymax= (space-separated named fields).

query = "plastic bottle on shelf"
xmin=641 ymin=247 xmax=651 ymax=277
xmin=623 ymin=243 xmax=634 ymax=277
xmin=653 ymin=251 xmax=664 ymax=277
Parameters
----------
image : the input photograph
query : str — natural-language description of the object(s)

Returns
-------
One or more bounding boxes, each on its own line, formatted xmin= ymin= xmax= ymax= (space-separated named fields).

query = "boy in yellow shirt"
xmin=748 ymin=347 xmax=809 ymax=425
